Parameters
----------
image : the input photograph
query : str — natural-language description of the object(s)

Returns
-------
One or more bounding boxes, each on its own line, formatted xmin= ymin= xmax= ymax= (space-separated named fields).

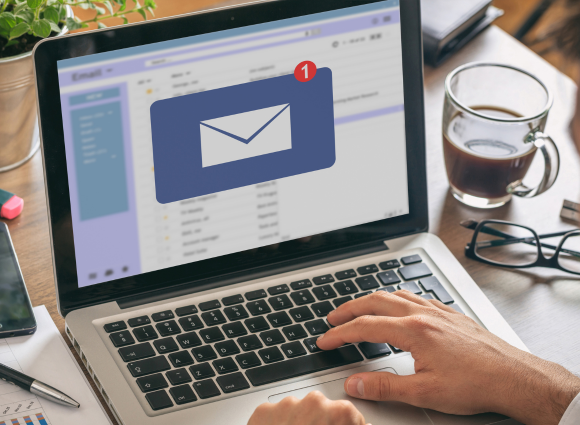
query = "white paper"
xmin=0 ymin=306 xmax=111 ymax=425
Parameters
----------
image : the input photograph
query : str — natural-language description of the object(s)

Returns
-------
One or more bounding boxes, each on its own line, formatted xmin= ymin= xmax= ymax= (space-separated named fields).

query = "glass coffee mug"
xmin=443 ymin=63 xmax=560 ymax=209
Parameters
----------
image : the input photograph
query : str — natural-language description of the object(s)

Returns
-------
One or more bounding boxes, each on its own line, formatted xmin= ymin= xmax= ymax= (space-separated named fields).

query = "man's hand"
xmin=317 ymin=290 xmax=580 ymax=425
xmin=248 ymin=391 xmax=367 ymax=425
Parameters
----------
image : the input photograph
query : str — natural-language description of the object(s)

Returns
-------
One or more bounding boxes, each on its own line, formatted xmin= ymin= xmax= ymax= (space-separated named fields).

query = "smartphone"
xmin=0 ymin=222 xmax=36 ymax=338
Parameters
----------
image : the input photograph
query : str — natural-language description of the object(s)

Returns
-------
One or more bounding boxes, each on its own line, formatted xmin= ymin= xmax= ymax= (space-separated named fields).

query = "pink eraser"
xmin=0 ymin=195 xmax=24 ymax=219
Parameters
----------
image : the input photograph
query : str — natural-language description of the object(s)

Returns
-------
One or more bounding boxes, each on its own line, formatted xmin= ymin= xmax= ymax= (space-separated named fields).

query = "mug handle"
xmin=507 ymin=129 xmax=560 ymax=198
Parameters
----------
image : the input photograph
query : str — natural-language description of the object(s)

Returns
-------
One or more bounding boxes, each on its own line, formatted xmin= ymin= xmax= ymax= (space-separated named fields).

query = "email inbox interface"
xmin=56 ymin=0 xmax=409 ymax=287
xmin=150 ymin=68 xmax=336 ymax=203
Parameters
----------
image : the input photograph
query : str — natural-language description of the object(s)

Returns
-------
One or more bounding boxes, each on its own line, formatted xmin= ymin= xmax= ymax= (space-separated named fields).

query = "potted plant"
xmin=0 ymin=0 xmax=156 ymax=172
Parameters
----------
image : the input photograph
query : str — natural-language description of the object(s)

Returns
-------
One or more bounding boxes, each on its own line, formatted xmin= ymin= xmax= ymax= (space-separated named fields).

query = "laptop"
xmin=32 ymin=0 xmax=526 ymax=424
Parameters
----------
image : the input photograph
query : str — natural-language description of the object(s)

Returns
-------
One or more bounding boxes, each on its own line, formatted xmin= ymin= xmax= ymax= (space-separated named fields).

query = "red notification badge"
xmin=294 ymin=61 xmax=317 ymax=82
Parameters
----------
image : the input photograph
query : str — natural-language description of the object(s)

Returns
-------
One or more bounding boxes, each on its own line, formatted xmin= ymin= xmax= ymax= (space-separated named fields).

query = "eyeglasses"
xmin=462 ymin=219 xmax=580 ymax=275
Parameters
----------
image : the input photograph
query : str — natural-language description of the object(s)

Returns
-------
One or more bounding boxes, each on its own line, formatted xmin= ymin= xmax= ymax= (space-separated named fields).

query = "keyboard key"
xmin=304 ymin=337 xmax=322 ymax=353
xmin=355 ymin=276 xmax=380 ymax=291
xmin=215 ymin=340 xmax=240 ymax=357
xmin=268 ymin=284 xmax=290 ymax=295
xmin=389 ymin=344 xmax=404 ymax=353
xmin=290 ymin=279 xmax=312 ymax=290
xmin=118 ymin=342 xmax=155 ymax=362
xmin=266 ymin=311 xmax=292 ymax=328
xmin=213 ymin=357 xmax=238 ymax=374
xmin=421 ymin=293 xmax=435 ymax=300
xmin=199 ymin=327 xmax=225 ymax=343
xmin=247 ymin=300 xmax=272 ymax=316
xmin=311 ymin=301 xmax=334 ymax=317
xmin=357 ymin=264 xmax=378 ymax=275
xmin=335 ymin=269 xmax=357 ymax=280
xmin=355 ymin=291 xmax=372 ymax=299
xmin=238 ymin=334 xmax=263 ymax=351
xmin=176 ymin=332 xmax=202 ymax=349
xmin=154 ymin=337 xmax=179 ymax=354
xmin=377 ymin=270 xmax=401 ymax=286
xmin=152 ymin=311 xmax=174 ymax=322
xmin=193 ymin=379 xmax=221 ymax=399
xmin=281 ymin=341 xmax=307 ymax=358
xmin=128 ymin=356 xmax=171 ymax=377
xmin=399 ymin=263 xmax=432 ymax=281
xmin=245 ymin=289 xmax=267 ymax=301
xmin=222 ymin=294 xmax=244 ymax=306
xmin=377 ymin=286 xmax=397 ymax=293
xmin=260 ymin=329 xmax=285 ymax=346
xmin=305 ymin=319 xmax=329 ymax=336
xmin=155 ymin=320 xmax=181 ymax=336
xmin=419 ymin=277 xmax=454 ymax=304
xmin=379 ymin=259 xmax=401 ymax=270
xmin=333 ymin=296 xmax=352 ymax=308
xmin=189 ymin=363 xmax=215 ymax=380
xmin=222 ymin=322 xmax=248 ymax=338
xmin=312 ymin=285 xmax=337 ymax=301
xmin=288 ymin=306 xmax=314 ymax=322
xmin=175 ymin=305 xmax=198 ymax=317
xmin=104 ymin=321 xmax=126 ymax=333
xmin=199 ymin=300 xmax=221 ymax=311
xmin=282 ymin=324 xmax=307 ymax=341
xmin=334 ymin=280 xmax=358 ymax=296
xmin=401 ymin=254 xmax=422 ymax=265
xmin=201 ymin=310 xmax=227 ymax=326
xmin=192 ymin=345 xmax=218 ymax=362
xmin=128 ymin=316 xmax=151 ymax=327
xmin=169 ymin=384 xmax=197 ymax=405
xmin=132 ymin=325 xmax=158 ymax=342
xmin=168 ymin=351 xmax=194 ymax=367
xmin=166 ymin=368 xmax=192 ymax=385
xmin=236 ymin=352 xmax=262 ymax=369
xmin=313 ymin=275 xmax=335 ymax=285
xmin=290 ymin=290 xmax=315 ymax=306
xmin=216 ymin=372 xmax=250 ymax=393
xmin=450 ymin=304 xmax=464 ymax=314
xmin=110 ymin=331 xmax=135 ymax=347
xmin=268 ymin=295 xmax=293 ymax=311
xmin=245 ymin=317 xmax=270 ymax=333
xmin=258 ymin=347 xmax=284 ymax=363
xmin=224 ymin=305 xmax=249 ymax=321
xmin=179 ymin=315 xmax=204 ymax=331
xmin=398 ymin=281 xmax=422 ymax=294
xmin=246 ymin=346 xmax=364 ymax=386
xmin=145 ymin=390 xmax=173 ymax=410
xmin=358 ymin=342 xmax=392 ymax=359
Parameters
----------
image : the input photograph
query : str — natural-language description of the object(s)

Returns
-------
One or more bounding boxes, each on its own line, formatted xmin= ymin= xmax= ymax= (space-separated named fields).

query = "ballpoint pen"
xmin=0 ymin=363 xmax=80 ymax=408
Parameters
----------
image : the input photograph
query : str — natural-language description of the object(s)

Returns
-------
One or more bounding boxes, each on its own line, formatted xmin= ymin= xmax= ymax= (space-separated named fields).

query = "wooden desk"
xmin=0 ymin=7 xmax=579 ymax=422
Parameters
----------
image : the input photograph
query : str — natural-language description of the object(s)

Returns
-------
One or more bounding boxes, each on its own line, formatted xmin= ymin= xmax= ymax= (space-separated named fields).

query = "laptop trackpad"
xmin=268 ymin=368 xmax=520 ymax=425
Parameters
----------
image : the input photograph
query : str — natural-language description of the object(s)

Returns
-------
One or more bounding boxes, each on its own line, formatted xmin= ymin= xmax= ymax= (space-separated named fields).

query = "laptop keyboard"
xmin=102 ymin=254 xmax=463 ymax=412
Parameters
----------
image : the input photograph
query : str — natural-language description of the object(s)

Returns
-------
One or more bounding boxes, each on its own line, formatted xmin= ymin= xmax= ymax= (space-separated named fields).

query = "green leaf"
xmin=31 ymin=18 xmax=51 ymax=38
xmin=48 ymin=20 xmax=60 ymax=32
xmin=121 ymin=15 xmax=127 ymax=24
xmin=79 ymin=2 xmax=90 ymax=9
xmin=118 ymin=0 xmax=126 ymax=12
xmin=136 ymin=7 xmax=145 ymax=20
xmin=16 ymin=9 xmax=34 ymax=24
xmin=5 ymin=38 xmax=19 ymax=47
xmin=65 ymin=16 xmax=83 ymax=30
xmin=97 ymin=21 xmax=106 ymax=28
xmin=95 ymin=5 xmax=105 ymax=15
xmin=58 ymin=4 xmax=67 ymax=19
xmin=143 ymin=0 xmax=155 ymax=8
xmin=43 ymin=6 xmax=59 ymax=23
xmin=26 ymin=0 xmax=42 ymax=9
xmin=9 ymin=21 xmax=29 ymax=39
xmin=0 ymin=12 xmax=16 ymax=30
xmin=102 ymin=0 xmax=113 ymax=15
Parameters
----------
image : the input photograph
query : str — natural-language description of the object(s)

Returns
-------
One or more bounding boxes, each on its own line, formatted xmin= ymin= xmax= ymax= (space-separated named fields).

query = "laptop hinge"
xmin=117 ymin=240 xmax=389 ymax=309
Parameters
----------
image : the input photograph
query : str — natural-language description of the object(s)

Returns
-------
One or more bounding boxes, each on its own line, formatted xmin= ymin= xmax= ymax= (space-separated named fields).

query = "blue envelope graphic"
xmin=150 ymin=68 xmax=336 ymax=204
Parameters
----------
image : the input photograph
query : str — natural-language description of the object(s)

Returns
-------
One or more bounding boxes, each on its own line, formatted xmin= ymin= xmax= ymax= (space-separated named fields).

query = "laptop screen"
xmin=56 ymin=0 xmax=408 ymax=288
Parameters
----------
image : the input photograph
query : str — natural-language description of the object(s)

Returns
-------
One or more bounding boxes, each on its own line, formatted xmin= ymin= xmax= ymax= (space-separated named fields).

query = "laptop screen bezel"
xmin=33 ymin=0 xmax=427 ymax=316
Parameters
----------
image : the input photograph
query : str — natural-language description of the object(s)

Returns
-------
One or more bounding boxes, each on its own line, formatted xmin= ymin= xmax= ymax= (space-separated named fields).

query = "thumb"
xmin=345 ymin=372 xmax=424 ymax=403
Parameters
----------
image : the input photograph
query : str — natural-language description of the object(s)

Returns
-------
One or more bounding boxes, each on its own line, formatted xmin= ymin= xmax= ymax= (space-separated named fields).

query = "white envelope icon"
xmin=199 ymin=104 xmax=292 ymax=168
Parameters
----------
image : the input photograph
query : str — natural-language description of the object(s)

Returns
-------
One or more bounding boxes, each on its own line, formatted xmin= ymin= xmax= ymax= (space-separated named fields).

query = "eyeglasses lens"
xmin=558 ymin=233 xmax=580 ymax=273
xmin=475 ymin=223 xmax=538 ymax=266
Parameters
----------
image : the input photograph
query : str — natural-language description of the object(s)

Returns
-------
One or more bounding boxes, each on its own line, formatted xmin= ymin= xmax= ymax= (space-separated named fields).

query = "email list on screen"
xmin=56 ymin=0 xmax=409 ymax=288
